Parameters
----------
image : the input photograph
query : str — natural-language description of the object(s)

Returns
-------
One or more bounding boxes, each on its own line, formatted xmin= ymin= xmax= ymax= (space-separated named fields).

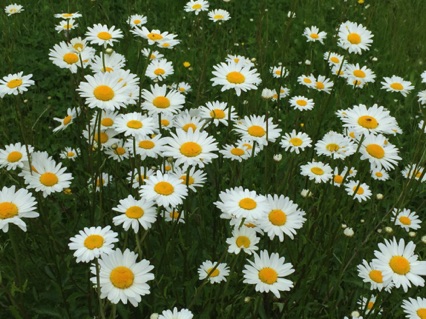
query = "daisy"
xmin=323 ymin=51 xmax=345 ymax=68
xmin=49 ymin=42 xmax=84 ymax=73
xmin=418 ymin=90 xmax=426 ymax=105
xmin=208 ymin=9 xmax=231 ymax=22
xmin=141 ymin=48 xmax=164 ymax=61
xmin=112 ymin=195 xmax=157 ymax=233
xmin=90 ymin=248 xmax=154 ymax=306
xmin=88 ymin=172 xmax=112 ymax=192
xmin=198 ymin=260 xmax=229 ymax=284
xmin=357 ymin=295 xmax=381 ymax=315
xmin=345 ymin=180 xmax=372 ymax=202
xmin=300 ymin=161 xmax=333 ymax=183
xmin=173 ymin=110 xmax=205 ymax=132
xmin=219 ymin=143 xmax=251 ymax=162
xmin=158 ymin=307 xmax=193 ymax=319
xmin=372 ymin=237 xmax=426 ymax=292
xmin=113 ymin=112 xmax=155 ymax=138
xmin=77 ymin=72 xmax=131 ymax=110
xmin=225 ymin=54 xmax=254 ymax=67
xmin=127 ymin=14 xmax=147 ymax=28
xmin=419 ymin=120 xmax=426 ymax=133
xmin=234 ymin=114 xmax=281 ymax=146
xmin=4 ymin=4 xmax=23 ymax=16
xmin=157 ymin=34 xmax=181 ymax=49
xmin=303 ymin=26 xmax=327 ymax=44
xmin=280 ymin=130 xmax=312 ymax=154
xmin=297 ymin=74 xmax=315 ymax=88
xmin=344 ymin=63 xmax=376 ymax=88
xmin=163 ymin=207 xmax=185 ymax=223
xmin=270 ymin=65 xmax=289 ymax=79
xmin=381 ymin=75 xmax=414 ymax=97
xmin=127 ymin=167 xmax=154 ymax=188
xmin=226 ymin=226 xmax=260 ymax=255
xmin=145 ymin=58 xmax=174 ymax=81
xmin=90 ymin=110 xmax=119 ymax=130
xmin=85 ymin=24 xmax=123 ymax=47
xmin=391 ymin=208 xmax=422 ymax=232
xmin=214 ymin=186 xmax=270 ymax=221
xmin=127 ymin=134 xmax=165 ymax=159
xmin=243 ymin=250 xmax=295 ymax=298
xmin=60 ymin=147 xmax=80 ymax=161
xmin=83 ymin=127 xmax=120 ymax=150
xmin=141 ymin=84 xmax=185 ymax=117
xmin=172 ymin=166 xmax=207 ymax=192
xmin=104 ymin=143 xmax=130 ymax=161
xmin=359 ymin=134 xmax=401 ymax=171
xmin=54 ymin=12 xmax=82 ymax=19
xmin=53 ymin=107 xmax=80 ymax=132
xmin=89 ymin=52 xmax=126 ymax=73
xmin=401 ymin=164 xmax=426 ymax=182
xmin=332 ymin=166 xmax=355 ymax=187
xmin=172 ymin=82 xmax=192 ymax=94
xmin=184 ymin=0 xmax=209 ymax=15
xmin=55 ymin=19 xmax=78 ymax=33
xmin=0 ymin=185 xmax=38 ymax=233
xmin=289 ymin=95 xmax=315 ymax=111
xmin=131 ymin=27 xmax=171 ymax=45
xmin=68 ymin=226 xmax=118 ymax=263
xmin=338 ymin=21 xmax=374 ymax=55
xmin=315 ymin=131 xmax=356 ymax=160
xmin=312 ymin=75 xmax=334 ymax=93
xmin=162 ymin=128 xmax=219 ymax=169
xmin=357 ymin=259 xmax=393 ymax=291
xmin=198 ymin=100 xmax=236 ymax=126
xmin=401 ymin=297 xmax=426 ymax=319
xmin=0 ymin=72 xmax=34 ymax=97
xmin=370 ymin=168 xmax=390 ymax=181
xmin=211 ymin=60 xmax=261 ymax=96
xmin=0 ymin=142 xmax=33 ymax=171
xmin=140 ymin=171 xmax=188 ymax=208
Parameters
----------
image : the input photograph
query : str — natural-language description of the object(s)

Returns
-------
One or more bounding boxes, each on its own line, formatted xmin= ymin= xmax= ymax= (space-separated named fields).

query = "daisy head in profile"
xmin=381 ymin=75 xmax=414 ymax=97
xmin=5 ymin=4 xmax=24 ymax=16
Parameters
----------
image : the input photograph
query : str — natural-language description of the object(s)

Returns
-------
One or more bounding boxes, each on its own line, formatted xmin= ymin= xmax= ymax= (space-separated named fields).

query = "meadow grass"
xmin=0 ymin=0 xmax=426 ymax=318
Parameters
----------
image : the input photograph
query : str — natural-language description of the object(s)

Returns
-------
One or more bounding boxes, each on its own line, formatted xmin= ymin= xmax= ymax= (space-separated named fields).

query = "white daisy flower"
xmin=131 ymin=27 xmax=171 ymax=45
xmin=172 ymin=166 xmax=207 ymax=192
xmin=5 ymin=4 xmax=24 ymax=16
xmin=289 ymin=95 xmax=315 ymax=111
xmin=89 ymin=51 xmax=126 ymax=73
xmin=55 ymin=19 xmax=78 ymax=33
xmin=145 ymin=58 xmax=174 ymax=81
xmin=234 ymin=114 xmax=281 ymax=147
xmin=280 ymin=130 xmax=312 ymax=154
xmin=226 ymin=226 xmax=260 ymax=255
xmin=53 ymin=107 xmax=80 ymax=132
xmin=270 ymin=65 xmax=289 ymax=79
xmin=0 ymin=72 xmax=34 ymax=97
xmin=345 ymin=180 xmax=372 ymax=202
xmin=337 ymin=21 xmax=374 ymax=55
xmin=114 ymin=112 xmax=155 ymax=138
xmin=219 ymin=143 xmax=251 ymax=162
xmin=300 ymin=161 xmax=333 ymax=183
xmin=312 ymin=75 xmax=334 ymax=93
xmin=127 ymin=14 xmax=147 ymax=28
xmin=54 ymin=12 xmax=82 ymax=19
xmin=158 ymin=307 xmax=193 ymax=319
xmin=315 ymin=131 xmax=356 ymax=160
xmin=359 ymin=133 xmax=401 ymax=171
xmin=60 ymin=147 xmax=80 ymax=161
xmin=370 ymin=168 xmax=390 ymax=181
xmin=49 ymin=42 xmax=87 ymax=73
xmin=141 ymin=84 xmax=186 ymax=117
xmin=381 ymin=75 xmax=414 ymax=97
xmin=163 ymin=208 xmax=185 ymax=223
xmin=303 ymin=26 xmax=327 ymax=44
xmin=343 ymin=63 xmax=376 ymax=88
xmin=208 ymin=9 xmax=231 ymax=22
xmin=173 ymin=110 xmax=205 ymax=132
xmin=198 ymin=260 xmax=230 ymax=284
xmin=184 ymin=0 xmax=209 ymax=15
xmin=401 ymin=164 xmax=426 ymax=182
xmin=357 ymin=259 xmax=393 ymax=292
xmin=401 ymin=297 xmax=426 ymax=319
xmin=198 ymin=100 xmax=236 ymax=127
xmin=0 ymin=142 xmax=33 ymax=171
xmin=85 ymin=24 xmax=123 ymax=47
xmin=391 ymin=208 xmax=422 ymax=232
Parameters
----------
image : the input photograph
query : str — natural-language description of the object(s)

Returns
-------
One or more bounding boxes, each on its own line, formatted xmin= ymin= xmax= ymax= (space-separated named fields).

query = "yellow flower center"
xmin=169 ymin=210 xmax=180 ymax=219
xmin=230 ymin=148 xmax=245 ymax=156
xmin=369 ymin=269 xmax=383 ymax=283
xmin=180 ymin=142 xmax=202 ymax=157
xmin=127 ymin=120 xmax=143 ymax=129
xmin=7 ymin=151 xmax=22 ymax=163
xmin=290 ymin=137 xmax=303 ymax=146
xmin=416 ymin=309 xmax=426 ymax=319
xmin=97 ymin=31 xmax=112 ymax=40
xmin=7 ymin=79 xmax=23 ymax=89
xmin=330 ymin=57 xmax=340 ymax=64
xmin=0 ymin=202 xmax=19 ymax=219
xmin=213 ymin=14 xmax=224 ymax=20
xmin=366 ymin=144 xmax=385 ymax=159
xmin=62 ymin=13 xmax=73 ymax=18
xmin=310 ymin=33 xmax=319 ymax=39
xmin=367 ymin=301 xmax=375 ymax=310
xmin=334 ymin=175 xmax=343 ymax=184
xmin=161 ymin=119 xmax=170 ymax=126
xmin=192 ymin=4 xmax=202 ymax=9
xmin=73 ymin=43 xmax=84 ymax=51
xmin=326 ymin=143 xmax=340 ymax=152
xmin=101 ymin=117 xmax=114 ymax=127
xmin=152 ymin=96 xmax=170 ymax=109
xmin=268 ymin=209 xmax=287 ymax=226
xmin=179 ymin=175 xmax=195 ymax=185
xmin=125 ymin=206 xmax=144 ymax=219
xmin=94 ymin=132 xmax=109 ymax=144
xmin=375 ymin=172 xmax=383 ymax=178
xmin=114 ymin=147 xmax=126 ymax=155
xmin=389 ymin=256 xmax=410 ymax=275
xmin=63 ymin=52 xmax=79 ymax=65
xmin=210 ymin=109 xmax=225 ymax=119
xmin=311 ymin=167 xmax=324 ymax=175
xmin=296 ymin=99 xmax=307 ymax=106
xmin=399 ymin=216 xmax=411 ymax=225
xmin=226 ymin=71 xmax=245 ymax=84
xmin=247 ymin=125 xmax=265 ymax=137
xmin=93 ymin=85 xmax=115 ymax=101
xmin=358 ymin=115 xmax=378 ymax=129
xmin=83 ymin=234 xmax=104 ymax=250
xmin=353 ymin=69 xmax=366 ymax=78
xmin=274 ymin=70 xmax=282 ymax=76
xmin=67 ymin=151 xmax=75 ymax=157
xmin=258 ymin=267 xmax=278 ymax=284
xmin=206 ymin=267 xmax=220 ymax=277
xmin=316 ymin=81 xmax=325 ymax=90
xmin=236 ymin=235 xmax=251 ymax=248
xmin=63 ymin=115 xmax=72 ymax=125
xmin=39 ymin=172 xmax=59 ymax=186
xmin=154 ymin=68 xmax=165 ymax=76
xmin=133 ymin=19 xmax=141 ymax=25
xmin=154 ymin=181 xmax=174 ymax=195
xmin=110 ymin=266 xmax=134 ymax=289
xmin=139 ymin=140 xmax=155 ymax=149
xmin=303 ymin=78 xmax=312 ymax=84
xmin=353 ymin=186 xmax=364 ymax=195
xmin=102 ymin=66 xmax=114 ymax=73
xmin=390 ymin=82 xmax=403 ymax=91
xmin=182 ymin=123 xmax=197 ymax=132
xmin=239 ymin=198 xmax=257 ymax=210
xmin=147 ymin=33 xmax=163 ymax=41
xmin=347 ymin=32 xmax=361 ymax=44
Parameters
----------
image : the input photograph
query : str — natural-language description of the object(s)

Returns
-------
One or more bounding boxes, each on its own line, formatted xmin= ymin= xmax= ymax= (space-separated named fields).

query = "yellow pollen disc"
xmin=63 ymin=115 xmax=72 ymax=125
xmin=110 ymin=266 xmax=134 ymax=289
xmin=366 ymin=144 xmax=385 ymax=159
xmin=243 ymin=143 xmax=252 ymax=150
xmin=268 ymin=209 xmax=287 ymax=226
xmin=164 ymin=165 xmax=172 ymax=171
xmin=303 ymin=78 xmax=312 ymax=84
xmin=316 ymin=81 xmax=325 ymax=90
xmin=210 ymin=109 xmax=225 ymax=119
xmin=310 ymin=33 xmax=319 ymax=39
xmin=390 ymin=82 xmax=403 ymax=91
xmin=7 ymin=151 xmax=22 ymax=163
xmin=231 ymin=148 xmax=245 ymax=156
xmin=152 ymin=96 xmax=170 ymax=108
xmin=226 ymin=71 xmax=245 ymax=84
xmin=62 ymin=13 xmax=73 ymax=18
xmin=154 ymin=68 xmax=165 ymax=76
xmin=102 ymin=66 xmax=114 ymax=73
xmin=245 ymin=222 xmax=256 ymax=228
xmin=347 ymin=32 xmax=361 ymax=44
xmin=236 ymin=235 xmax=251 ymax=248
xmin=161 ymin=119 xmax=170 ymax=126
xmin=0 ymin=202 xmax=19 ymax=219
xmin=180 ymin=142 xmax=202 ymax=157
xmin=73 ymin=43 xmax=84 ymax=51
xmin=367 ymin=301 xmax=375 ymax=310
xmin=290 ymin=137 xmax=303 ymax=146
xmin=125 ymin=206 xmax=144 ymax=219
xmin=330 ymin=57 xmax=340 ymax=64
xmin=170 ymin=210 xmax=180 ymax=219
xmin=296 ymin=99 xmax=308 ymax=106
xmin=101 ymin=118 xmax=114 ymax=127
xmin=311 ymin=167 xmax=324 ymax=175
xmin=127 ymin=120 xmax=143 ymax=129
xmin=182 ymin=123 xmax=197 ymax=132
xmin=96 ymin=178 xmax=105 ymax=187
xmin=415 ymin=170 xmax=422 ymax=178
xmin=93 ymin=85 xmax=115 ymax=101
xmin=399 ymin=216 xmax=411 ymax=225
xmin=139 ymin=140 xmax=155 ymax=149
xmin=238 ymin=198 xmax=257 ymax=210
xmin=133 ymin=19 xmax=141 ymax=24
xmin=114 ymin=147 xmax=126 ymax=155
xmin=358 ymin=115 xmax=378 ymax=129
xmin=214 ymin=14 xmax=224 ymax=20
xmin=147 ymin=33 xmax=163 ymax=41
xmin=353 ymin=186 xmax=364 ymax=195
xmin=83 ymin=234 xmax=104 ymax=250
xmin=389 ymin=256 xmax=410 ymax=275
xmin=275 ymin=70 xmax=282 ymax=76
xmin=349 ymin=132 xmax=356 ymax=138
xmin=369 ymin=269 xmax=383 ymax=283
xmin=154 ymin=181 xmax=174 ymax=195
xmin=39 ymin=172 xmax=59 ymax=186
xmin=207 ymin=267 xmax=220 ymax=277
xmin=7 ymin=78 xmax=23 ymax=89
xmin=67 ymin=151 xmax=75 ymax=157
xmin=63 ymin=52 xmax=79 ymax=65
xmin=326 ymin=143 xmax=340 ymax=152
xmin=258 ymin=267 xmax=278 ymax=284
xmin=94 ymin=132 xmax=109 ymax=144
xmin=192 ymin=3 xmax=202 ymax=9
xmin=334 ymin=175 xmax=343 ymax=184
xmin=375 ymin=172 xmax=383 ymax=177
xmin=247 ymin=125 xmax=265 ymax=137
xmin=63 ymin=24 xmax=73 ymax=30
xmin=416 ymin=309 xmax=426 ymax=319
xmin=179 ymin=175 xmax=195 ymax=185
xmin=97 ymin=31 xmax=112 ymax=40
xmin=353 ymin=69 xmax=366 ymax=78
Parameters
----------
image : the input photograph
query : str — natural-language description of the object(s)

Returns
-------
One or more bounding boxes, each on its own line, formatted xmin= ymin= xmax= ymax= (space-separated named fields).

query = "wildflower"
xmin=145 ymin=58 xmax=174 ymax=81
xmin=60 ymin=147 xmax=80 ymax=161
xmin=226 ymin=226 xmax=260 ymax=255
xmin=219 ymin=143 xmax=251 ymax=162
xmin=343 ymin=63 xmax=376 ymax=88
xmin=113 ymin=112 xmax=155 ymax=138
xmin=289 ymin=96 xmax=315 ymax=111
xmin=370 ymin=168 xmax=389 ymax=181
xmin=127 ymin=14 xmax=147 ymax=28
xmin=402 ymin=297 xmax=426 ymax=319
xmin=0 ymin=142 xmax=33 ymax=171
xmin=270 ymin=65 xmax=289 ymax=79
xmin=324 ymin=51 xmax=345 ymax=68
xmin=5 ymin=4 xmax=24 ymax=15
xmin=198 ymin=100 xmax=236 ymax=126
xmin=55 ymin=19 xmax=78 ymax=33
xmin=315 ymin=131 xmax=356 ymax=159
xmin=85 ymin=24 xmax=123 ymax=47
xmin=300 ymin=161 xmax=333 ymax=183
xmin=345 ymin=180 xmax=372 ymax=202
xmin=88 ymin=172 xmax=112 ymax=192
xmin=312 ymin=75 xmax=334 ymax=93
xmin=164 ymin=208 xmax=185 ymax=223
xmin=303 ymin=26 xmax=327 ymax=44
xmin=233 ymin=114 xmax=281 ymax=146
xmin=173 ymin=82 xmax=192 ymax=94
xmin=359 ymin=133 xmax=401 ymax=171
xmin=172 ymin=166 xmax=207 ymax=192
xmin=381 ymin=75 xmax=414 ymax=97
xmin=184 ymin=0 xmax=209 ymax=15
xmin=158 ymin=307 xmax=193 ymax=319
xmin=344 ymin=227 xmax=354 ymax=237
xmin=391 ymin=208 xmax=422 ymax=232
xmin=141 ymin=84 xmax=185 ymax=116
xmin=53 ymin=107 xmax=80 ymax=132
xmin=54 ymin=12 xmax=82 ymax=19
xmin=49 ymin=42 xmax=88 ymax=73
xmin=208 ymin=9 xmax=231 ymax=22
xmin=89 ymin=52 xmax=126 ymax=73
xmin=338 ymin=21 xmax=373 ymax=54
xmin=131 ymin=27 xmax=171 ymax=45
xmin=198 ymin=260 xmax=230 ymax=283
xmin=173 ymin=110 xmax=205 ymax=132
xmin=0 ymin=72 xmax=34 ymax=97
xmin=357 ymin=259 xmax=393 ymax=291
xmin=401 ymin=164 xmax=426 ymax=182
xmin=280 ymin=130 xmax=312 ymax=154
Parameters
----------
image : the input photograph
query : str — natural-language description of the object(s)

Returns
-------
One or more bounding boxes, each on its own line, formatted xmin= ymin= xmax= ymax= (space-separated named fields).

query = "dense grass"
xmin=1 ymin=0 xmax=426 ymax=318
